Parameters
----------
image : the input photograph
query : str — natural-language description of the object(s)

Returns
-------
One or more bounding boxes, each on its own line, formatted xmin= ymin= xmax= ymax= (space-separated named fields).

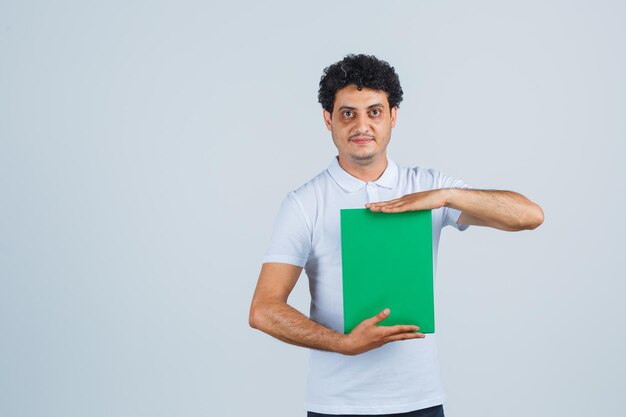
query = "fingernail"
xmin=384 ymin=308 xmax=390 ymax=315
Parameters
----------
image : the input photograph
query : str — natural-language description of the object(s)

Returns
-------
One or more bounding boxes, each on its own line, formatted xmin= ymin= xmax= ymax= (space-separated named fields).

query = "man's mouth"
xmin=350 ymin=137 xmax=374 ymax=144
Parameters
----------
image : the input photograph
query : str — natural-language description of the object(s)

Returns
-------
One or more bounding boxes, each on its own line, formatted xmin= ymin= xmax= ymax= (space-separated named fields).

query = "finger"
xmin=380 ymin=205 xmax=410 ymax=213
xmin=366 ymin=198 xmax=402 ymax=209
xmin=366 ymin=204 xmax=389 ymax=211
xmin=376 ymin=198 xmax=407 ymax=207
xmin=380 ymin=324 xmax=420 ymax=335
xmin=384 ymin=332 xmax=426 ymax=343
xmin=381 ymin=198 xmax=407 ymax=206
xmin=384 ymin=198 xmax=410 ymax=208
xmin=369 ymin=206 xmax=389 ymax=212
xmin=370 ymin=201 xmax=406 ymax=212
xmin=366 ymin=308 xmax=391 ymax=325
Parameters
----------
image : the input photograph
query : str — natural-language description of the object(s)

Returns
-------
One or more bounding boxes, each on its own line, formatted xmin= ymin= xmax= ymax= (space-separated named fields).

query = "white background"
xmin=1 ymin=1 xmax=625 ymax=416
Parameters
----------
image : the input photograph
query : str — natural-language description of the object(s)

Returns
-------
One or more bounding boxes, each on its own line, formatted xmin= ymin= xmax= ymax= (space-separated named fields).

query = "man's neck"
xmin=337 ymin=154 xmax=388 ymax=183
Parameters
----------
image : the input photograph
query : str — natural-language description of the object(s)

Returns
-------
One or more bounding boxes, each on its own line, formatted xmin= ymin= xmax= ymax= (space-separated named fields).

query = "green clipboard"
xmin=340 ymin=208 xmax=434 ymax=334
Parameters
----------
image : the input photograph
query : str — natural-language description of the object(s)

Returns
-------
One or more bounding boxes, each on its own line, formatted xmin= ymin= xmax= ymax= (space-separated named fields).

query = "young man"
xmin=249 ymin=54 xmax=544 ymax=416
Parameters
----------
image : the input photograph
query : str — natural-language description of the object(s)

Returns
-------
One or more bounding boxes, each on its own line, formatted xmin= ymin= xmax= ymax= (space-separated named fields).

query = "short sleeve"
xmin=438 ymin=172 xmax=472 ymax=231
xmin=262 ymin=192 xmax=312 ymax=267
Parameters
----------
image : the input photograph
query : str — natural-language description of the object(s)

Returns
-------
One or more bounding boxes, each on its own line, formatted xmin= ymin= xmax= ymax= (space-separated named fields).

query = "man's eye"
xmin=343 ymin=111 xmax=353 ymax=117
xmin=370 ymin=109 xmax=381 ymax=116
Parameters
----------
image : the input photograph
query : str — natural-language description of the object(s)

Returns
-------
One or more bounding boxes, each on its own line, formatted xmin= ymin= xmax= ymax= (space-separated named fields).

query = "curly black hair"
xmin=318 ymin=54 xmax=403 ymax=114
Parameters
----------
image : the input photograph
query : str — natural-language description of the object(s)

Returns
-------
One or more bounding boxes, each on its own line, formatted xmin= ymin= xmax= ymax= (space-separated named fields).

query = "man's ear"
xmin=323 ymin=109 xmax=332 ymax=131
xmin=390 ymin=106 xmax=398 ymax=128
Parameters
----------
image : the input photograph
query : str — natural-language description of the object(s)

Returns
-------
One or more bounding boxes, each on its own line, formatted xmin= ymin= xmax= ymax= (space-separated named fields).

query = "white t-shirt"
xmin=263 ymin=156 xmax=470 ymax=415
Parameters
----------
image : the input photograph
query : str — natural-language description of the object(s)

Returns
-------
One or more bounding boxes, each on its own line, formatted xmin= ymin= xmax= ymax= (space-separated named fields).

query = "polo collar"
xmin=327 ymin=156 xmax=399 ymax=192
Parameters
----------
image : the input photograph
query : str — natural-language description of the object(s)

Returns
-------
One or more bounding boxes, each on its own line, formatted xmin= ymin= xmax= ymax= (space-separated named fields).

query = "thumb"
xmin=370 ymin=308 xmax=390 ymax=325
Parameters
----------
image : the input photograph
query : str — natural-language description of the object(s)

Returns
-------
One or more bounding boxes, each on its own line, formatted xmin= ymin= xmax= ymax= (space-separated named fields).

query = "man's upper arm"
xmin=253 ymin=191 xmax=309 ymax=311
xmin=251 ymin=263 xmax=303 ymax=307
xmin=262 ymin=192 xmax=312 ymax=267
xmin=249 ymin=262 xmax=303 ymax=329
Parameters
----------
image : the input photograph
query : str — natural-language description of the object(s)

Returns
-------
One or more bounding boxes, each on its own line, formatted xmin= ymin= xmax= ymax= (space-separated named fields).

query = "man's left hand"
xmin=365 ymin=189 xmax=448 ymax=213
xmin=366 ymin=188 xmax=544 ymax=231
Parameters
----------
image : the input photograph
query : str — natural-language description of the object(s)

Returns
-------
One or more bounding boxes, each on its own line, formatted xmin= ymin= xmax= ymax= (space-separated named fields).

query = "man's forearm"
xmin=250 ymin=301 xmax=346 ymax=353
xmin=445 ymin=188 xmax=544 ymax=231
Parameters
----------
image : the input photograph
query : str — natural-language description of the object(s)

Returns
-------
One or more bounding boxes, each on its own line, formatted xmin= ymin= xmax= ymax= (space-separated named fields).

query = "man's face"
xmin=323 ymin=84 xmax=397 ymax=166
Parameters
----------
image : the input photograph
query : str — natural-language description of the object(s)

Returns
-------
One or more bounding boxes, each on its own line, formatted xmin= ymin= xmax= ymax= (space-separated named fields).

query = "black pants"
xmin=307 ymin=404 xmax=444 ymax=417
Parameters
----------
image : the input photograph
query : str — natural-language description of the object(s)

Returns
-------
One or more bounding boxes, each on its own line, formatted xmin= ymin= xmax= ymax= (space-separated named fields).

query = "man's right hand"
xmin=250 ymin=263 xmax=425 ymax=355
xmin=340 ymin=308 xmax=425 ymax=356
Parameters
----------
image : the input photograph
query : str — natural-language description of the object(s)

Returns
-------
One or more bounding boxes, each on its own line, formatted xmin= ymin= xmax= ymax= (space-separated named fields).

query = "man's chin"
xmin=349 ymin=152 xmax=377 ymax=163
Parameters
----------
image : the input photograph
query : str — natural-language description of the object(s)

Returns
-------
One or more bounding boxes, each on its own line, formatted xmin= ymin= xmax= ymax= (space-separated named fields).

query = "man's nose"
xmin=354 ymin=113 xmax=370 ymax=134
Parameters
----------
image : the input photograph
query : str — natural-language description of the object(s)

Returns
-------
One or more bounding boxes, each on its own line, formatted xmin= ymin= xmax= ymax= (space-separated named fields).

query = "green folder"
xmin=340 ymin=208 xmax=434 ymax=334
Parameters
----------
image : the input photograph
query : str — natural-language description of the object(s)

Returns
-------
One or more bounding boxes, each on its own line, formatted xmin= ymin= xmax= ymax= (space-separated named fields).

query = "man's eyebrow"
xmin=337 ymin=103 xmax=385 ymax=111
